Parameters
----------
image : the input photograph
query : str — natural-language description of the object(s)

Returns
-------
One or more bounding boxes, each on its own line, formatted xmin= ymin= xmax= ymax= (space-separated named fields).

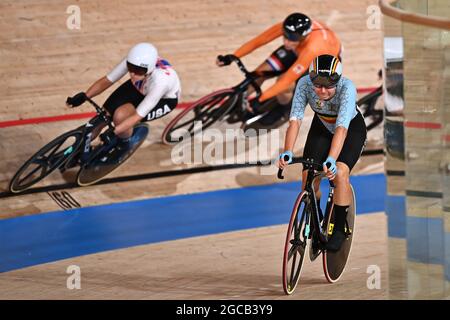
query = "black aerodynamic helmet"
xmin=309 ymin=54 xmax=343 ymax=88
xmin=283 ymin=13 xmax=312 ymax=41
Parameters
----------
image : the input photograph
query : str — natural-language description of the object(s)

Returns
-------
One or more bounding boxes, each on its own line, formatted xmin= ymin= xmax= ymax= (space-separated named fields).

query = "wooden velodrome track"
xmin=0 ymin=0 xmax=387 ymax=299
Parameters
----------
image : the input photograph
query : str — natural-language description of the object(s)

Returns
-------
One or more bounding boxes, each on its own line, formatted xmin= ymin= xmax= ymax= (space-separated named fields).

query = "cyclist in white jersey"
xmin=278 ymin=54 xmax=367 ymax=252
xmin=66 ymin=42 xmax=181 ymax=146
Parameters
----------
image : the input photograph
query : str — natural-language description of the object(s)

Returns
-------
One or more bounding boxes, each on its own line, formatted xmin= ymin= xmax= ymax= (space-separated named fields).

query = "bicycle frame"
xmin=65 ymin=98 xmax=115 ymax=168
xmin=278 ymin=158 xmax=335 ymax=244
xmin=227 ymin=56 xmax=281 ymax=112
xmin=161 ymin=56 xmax=283 ymax=144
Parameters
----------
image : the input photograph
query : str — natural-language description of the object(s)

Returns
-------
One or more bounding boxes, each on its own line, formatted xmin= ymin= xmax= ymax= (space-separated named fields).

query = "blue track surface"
xmin=0 ymin=174 xmax=386 ymax=272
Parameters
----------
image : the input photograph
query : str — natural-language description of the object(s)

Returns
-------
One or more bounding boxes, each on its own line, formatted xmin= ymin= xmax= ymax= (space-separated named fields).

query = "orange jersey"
xmin=233 ymin=20 xmax=341 ymax=102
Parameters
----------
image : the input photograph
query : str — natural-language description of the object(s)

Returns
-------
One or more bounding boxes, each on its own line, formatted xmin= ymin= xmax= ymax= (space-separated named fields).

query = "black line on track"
xmin=0 ymin=148 xmax=383 ymax=198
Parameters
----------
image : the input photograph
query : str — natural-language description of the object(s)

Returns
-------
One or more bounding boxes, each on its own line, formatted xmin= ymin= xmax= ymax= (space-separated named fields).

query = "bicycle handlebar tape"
xmin=277 ymin=168 xmax=284 ymax=180
xmin=277 ymin=153 xmax=292 ymax=180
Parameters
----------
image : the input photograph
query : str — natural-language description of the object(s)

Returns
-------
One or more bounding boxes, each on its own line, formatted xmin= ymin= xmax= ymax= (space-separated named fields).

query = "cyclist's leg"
xmin=302 ymin=114 xmax=333 ymax=206
xmin=113 ymin=97 xmax=178 ymax=148
xmin=333 ymin=163 xmax=352 ymax=205
xmin=301 ymin=116 xmax=332 ymax=253
xmin=112 ymin=103 xmax=136 ymax=139
xmin=326 ymin=164 xmax=352 ymax=252
xmin=247 ymin=45 xmax=297 ymax=98
xmin=246 ymin=46 xmax=299 ymax=128
xmin=102 ymin=79 xmax=146 ymax=139
xmin=251 ymin=86 xmax=295 ymax=128
xmin=140 ymin=97 xmax=178 ymax=122
xmin=327 ymin=111 xmax=367 ymax=251
xmin=300 ymin=169 xmax=323 ymax=223
xmin=246 ymin=62 xmax=270 ymax=97
xmin=330 ymin=162 xmax=352 ymax=236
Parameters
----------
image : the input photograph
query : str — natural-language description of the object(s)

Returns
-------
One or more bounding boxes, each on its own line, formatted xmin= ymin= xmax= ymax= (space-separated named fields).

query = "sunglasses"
xmin=313 ymin=83 xmax=337 ymax=89
xmin=127 ymin=62 xmax=148 ymax=76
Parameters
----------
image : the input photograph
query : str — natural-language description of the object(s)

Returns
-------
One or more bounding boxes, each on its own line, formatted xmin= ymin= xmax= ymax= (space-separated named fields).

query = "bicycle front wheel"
xmin=282 ymin=191 xmax=311 ymax=295
xmin=161 ymin=89 xmax=238 ymax=145
xmin=322 ymin=185 xmax=356 ymax=283
xmin=9 ymin=129 xmax=83 ymax=193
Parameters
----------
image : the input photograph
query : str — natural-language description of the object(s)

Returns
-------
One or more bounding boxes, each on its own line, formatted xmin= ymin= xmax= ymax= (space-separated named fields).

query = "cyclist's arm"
xmin=114 ymin=113 xmax=143 ymax=136
xmin=283 ymin=77 xmax=308 ymax=151
xmin=136 ymin=74 xmax=171 ymax=118
xmin=87 ymin=58 xmax=128 ymax=98
xmin=284 ymin=119 xmax=301 ymax=151
xmin=86 ymin=76 xmax=113 ymax=98
xmin=328 ymin=127 xmax=347 ymax=160
xmin=329 ymin=80 xmax=357 ymax=160
xmin=233 ymin=23 xmax=283 ymax=58
xmin=115 ymin=73 xmax=170 ymax=135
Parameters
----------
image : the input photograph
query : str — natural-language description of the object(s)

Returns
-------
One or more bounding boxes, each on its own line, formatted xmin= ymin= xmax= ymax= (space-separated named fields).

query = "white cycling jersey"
xmin=106 ymin=58 xmax=181 ymax=118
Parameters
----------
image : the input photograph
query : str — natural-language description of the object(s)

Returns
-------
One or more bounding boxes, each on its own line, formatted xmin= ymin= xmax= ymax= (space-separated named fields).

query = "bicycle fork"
xmin=304 ymin=194 xmax=311 ymax=238
xmin=80 ymin=116 xmax=106 ymax=165
xmin=308 ymin=181 xmax=335 ymax=243
xmin=323 ymin=185 xmax=335 ymax=238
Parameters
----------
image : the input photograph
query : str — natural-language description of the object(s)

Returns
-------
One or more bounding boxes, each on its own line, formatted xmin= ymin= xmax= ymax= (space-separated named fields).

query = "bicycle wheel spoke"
xmin=196 ymin=98 xmax=225 ymax=122
xmin=289 ymin=250 xmax=298 ymax=283
xmin=288 ymin=241 xmax=297 ymax=260
xmin=172 ymin=117 xmax=196 ymax=131
xmin=18 ymin=164 xmax=46 ymax=185
xmin=172 ymin=101 xmax=219 ymax=130
xmin=46 ymin=138 xmax=66 ymax=159
xmin=33 ymin=156 xmax=48 ymax=165
xmin=170 ymin=95 xmax=230 ymax=133
xmin=288 ymin=238 xmax=305 ymax=260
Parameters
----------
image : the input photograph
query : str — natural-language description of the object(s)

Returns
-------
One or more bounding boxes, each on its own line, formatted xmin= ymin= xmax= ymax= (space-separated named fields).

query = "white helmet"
xmin=127 ymin=42 xmax=158 ymax=74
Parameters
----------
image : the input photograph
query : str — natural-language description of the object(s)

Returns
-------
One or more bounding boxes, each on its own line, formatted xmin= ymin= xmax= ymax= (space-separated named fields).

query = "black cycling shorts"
xmin=103 ymin=79 xmax=178 ymax=122
xmin=266 ymin=45 xmax=298 ymax=73
xmin=302 ymin=111 xmax=367 ymax=171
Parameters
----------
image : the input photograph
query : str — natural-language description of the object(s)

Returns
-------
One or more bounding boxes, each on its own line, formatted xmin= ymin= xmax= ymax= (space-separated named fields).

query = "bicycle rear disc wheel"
xmin=322 ymin=185 xmax=356 ymax=283
xmin=162 ymin=89 xmax=237 ymax=145
xmin=76 ymin=123 xmax=149 ymax=186
xmin=9 ymin=129 xmax=83 ymax=193
xmin=282 ymin=191 xmax=310 ymax=295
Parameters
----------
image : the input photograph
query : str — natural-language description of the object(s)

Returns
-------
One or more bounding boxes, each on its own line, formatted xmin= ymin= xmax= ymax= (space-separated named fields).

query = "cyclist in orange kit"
xmin=217 ymin=13 xmax=341 ymax=130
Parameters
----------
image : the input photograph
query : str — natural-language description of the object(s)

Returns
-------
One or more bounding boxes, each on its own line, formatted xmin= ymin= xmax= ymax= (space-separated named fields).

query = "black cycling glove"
xmin=66 ymin=92 xmax=87 ymax=107
xmin=217 ymin=54 xmax=234 ymax=66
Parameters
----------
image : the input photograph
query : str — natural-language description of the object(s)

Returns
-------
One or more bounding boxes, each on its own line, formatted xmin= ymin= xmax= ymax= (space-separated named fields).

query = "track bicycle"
xmin=278 ymin=157 xmax=356 ymax=295
xmin=9 ymin=97 xmax=149 ymax=193
xmin=161 ymin=55 xmax=281 ymax=144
